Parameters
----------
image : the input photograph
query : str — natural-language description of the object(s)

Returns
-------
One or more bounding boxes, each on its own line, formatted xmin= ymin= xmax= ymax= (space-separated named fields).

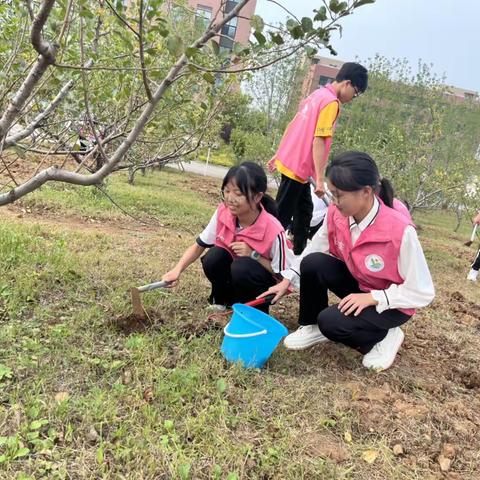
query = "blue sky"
xmin=255 ymin=0 xmax=479 ymax=92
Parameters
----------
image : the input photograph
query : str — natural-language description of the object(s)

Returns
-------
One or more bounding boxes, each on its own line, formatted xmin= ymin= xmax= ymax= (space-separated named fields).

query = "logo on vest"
xmin=365 ymin=254 xmax=385 ymax=273
xmin=335 ymin=239 xmax=345 ymax=252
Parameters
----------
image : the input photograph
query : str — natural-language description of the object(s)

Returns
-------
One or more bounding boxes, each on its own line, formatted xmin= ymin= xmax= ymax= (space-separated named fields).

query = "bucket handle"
xmin=223 ymin=323 xmax=268 ymax=339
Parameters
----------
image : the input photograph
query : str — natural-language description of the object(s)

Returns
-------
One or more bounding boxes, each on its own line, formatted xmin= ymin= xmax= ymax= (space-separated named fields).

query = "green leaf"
xmin=301 ymin=17 xmax=313 ymax=32
xmin=185 ymin=47 xmax=197 ymax=59
xmin=178 ymin=463 xmax=191 ymax=479
xmin=355 ymin=0 xmax=375 ymax=6
xmin=30 ymin=419 xmax=49 ymax=430
xmin=0 ymin=364 xmax=13 ymax=381
xmin=164 ymin=419 xmax=174 ymax=432
xmin=290 ymin=25 xmax=304 ymax=39
xmin=96 ymin=445 xmax=104 ymax=464
xmin=156 ymin=25 xmax=169 ymax=37
xmin=286 ymin=19 xmax=297 ymax=31
xmin=329 ymin=0 xmax=348 ymax=14
xmin=253 ymin=31 xmax=266 ymax=45
xmin=202 ymin=72 xmax=216 ymax=85
xmin=216 ymin=378 xmax=227 ymax=394
xmin=13 ymin=448 xmax=30 ymax=459
xmin=314 ymin=7 xmax=327 ymax=21
xmin=26 ymin=431 xmax=40 ymax=441
xmin=305 ymin=45 xmax=317 ymax=57
xmin=79 ymin=7 xmax=94 ymax=19
xmin=269 ymin=32 xmax=284 ymax=45
xmin=166 ymin=35 xmax=184 ymax=57
xmin=250 ymin=15 xmax=264 ymax=32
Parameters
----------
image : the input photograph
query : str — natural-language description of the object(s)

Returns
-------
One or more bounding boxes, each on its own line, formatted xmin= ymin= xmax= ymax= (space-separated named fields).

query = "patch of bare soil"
xmin=111 ymin=311 xmax=164 ymax=334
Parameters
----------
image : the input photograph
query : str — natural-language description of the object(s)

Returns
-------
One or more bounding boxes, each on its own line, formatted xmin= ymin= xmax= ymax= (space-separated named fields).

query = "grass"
xmin=197 ymin=144 xmax=237 ymax=168
xmin=1 ymin=169 xmax=479 ymax=479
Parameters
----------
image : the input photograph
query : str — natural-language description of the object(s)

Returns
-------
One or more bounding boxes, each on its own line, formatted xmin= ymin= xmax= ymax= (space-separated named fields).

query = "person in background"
xmin=268 ymin=62 xmax=368 ymax=254
xmin=467 ymin=210 xmax=480 ymax=282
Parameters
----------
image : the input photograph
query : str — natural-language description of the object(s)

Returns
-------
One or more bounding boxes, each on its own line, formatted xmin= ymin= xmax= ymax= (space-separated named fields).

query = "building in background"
xmin=302 ymin=55 xmax=479 ymax=102
xmin=187 ymin=0 xmax=257 ymax=53
xmin=126 ymin=1 xmax=257 ymax=54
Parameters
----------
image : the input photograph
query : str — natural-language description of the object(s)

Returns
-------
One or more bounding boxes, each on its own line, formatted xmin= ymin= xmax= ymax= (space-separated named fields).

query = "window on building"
xmin=195 ymin=4 xmax=212 ymax=28
xmin=221 ymin=17 xmax=237 ymax=40
xmin=219 ymin=36 xmax=235 ymax=52
xmin=224 ymin=0 xmax=240 ymax=14
xmin=318 ymin=75 xmax=334 ymax=86
xmin=219 ymin=10 xmax=238 ymax=52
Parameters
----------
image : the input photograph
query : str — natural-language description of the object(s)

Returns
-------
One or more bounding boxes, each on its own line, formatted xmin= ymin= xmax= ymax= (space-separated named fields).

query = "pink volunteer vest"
xmin=393 ymin=198 xmax=412 ymax=222
xmin=275 ymin=84 xmax=340 ymax=182
xmin=327 ymin=200 xmax=416 ymax=316
xmin=215 ymin=203 xmax=285 ymax=259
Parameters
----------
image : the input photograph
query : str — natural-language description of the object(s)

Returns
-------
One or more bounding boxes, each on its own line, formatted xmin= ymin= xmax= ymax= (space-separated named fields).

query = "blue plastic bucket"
xmin=221 ymin=304 xmax=288 ymax=368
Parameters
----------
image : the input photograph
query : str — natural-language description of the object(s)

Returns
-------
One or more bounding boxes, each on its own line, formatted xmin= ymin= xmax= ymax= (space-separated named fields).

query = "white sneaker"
xmin=467 ymin=269 xmax=478 ymax=282
xmin=207 ymin=304 xmax=227 ymax=312
xmin=284 ymin=324 xmax=329 ymax=350
xmin=362 ymin=327 xmax=404 ymax=371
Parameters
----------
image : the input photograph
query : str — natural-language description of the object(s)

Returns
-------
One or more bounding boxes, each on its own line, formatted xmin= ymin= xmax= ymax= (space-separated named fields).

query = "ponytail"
xmin=379 ymin=178 xmax=394 ymax=208
xmin=327 ymin=151 xmax=397 ymax=208
xmin=261 ymin=194 xmax=279 ymax=219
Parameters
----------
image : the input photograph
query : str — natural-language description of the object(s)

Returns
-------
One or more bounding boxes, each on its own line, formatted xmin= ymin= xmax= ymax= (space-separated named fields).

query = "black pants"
xmin=276 ymin=175 xmax=313 ymax=255
xmin=201 ymin=247 xmax=277 ymax=313
xmin=299 ymin=252 xmax=411 ymax=354
xmin=472 ymin=247 xmax=480 ymax=271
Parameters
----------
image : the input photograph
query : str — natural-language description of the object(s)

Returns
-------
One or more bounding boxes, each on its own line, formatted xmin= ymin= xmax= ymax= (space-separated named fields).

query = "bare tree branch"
xmin=138 ymin=0 xmax=153 ymax=102
xmin=4 ymin=80 xmax=75 ymax=148
xmin=0 ymin=0 xmax=58 ymax=140
xmin=0 ymin=0 xmax=252 ymax=205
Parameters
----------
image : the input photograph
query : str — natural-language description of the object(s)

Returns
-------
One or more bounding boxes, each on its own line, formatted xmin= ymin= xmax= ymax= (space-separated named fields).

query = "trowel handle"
xmin=471 ymin=224 xmax=478 ymax=242
xmin=137 ymin=280 xmax=170 ymax=293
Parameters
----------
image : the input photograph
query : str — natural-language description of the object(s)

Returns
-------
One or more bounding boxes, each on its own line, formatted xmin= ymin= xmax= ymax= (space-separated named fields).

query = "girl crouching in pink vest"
xmin=260 ymin=151 xmax=435 ymax=371
xmin=163 ymin=162 xmax=293 ymax=313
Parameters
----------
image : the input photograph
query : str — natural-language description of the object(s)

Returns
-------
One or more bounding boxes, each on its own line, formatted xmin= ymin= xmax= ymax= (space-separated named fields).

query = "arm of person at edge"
xmin=474 ymin=210 xmax=480 ymax=225
xmin=312 ymin=137 xmax=328 ymax=197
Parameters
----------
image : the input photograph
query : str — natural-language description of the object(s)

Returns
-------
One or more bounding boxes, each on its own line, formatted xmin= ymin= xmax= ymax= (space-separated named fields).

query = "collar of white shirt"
xmin=349 ymin=196 xmax=380 ymax=231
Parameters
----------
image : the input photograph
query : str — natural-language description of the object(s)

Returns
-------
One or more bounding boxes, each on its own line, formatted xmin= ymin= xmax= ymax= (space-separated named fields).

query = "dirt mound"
xmin=111 ymin=311 xmax=164 ymax=334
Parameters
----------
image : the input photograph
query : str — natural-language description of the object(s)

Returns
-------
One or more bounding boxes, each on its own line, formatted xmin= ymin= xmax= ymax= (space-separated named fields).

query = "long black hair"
xmin=325 ymin=151 xmax=394 ymax=208
xmin=221 ymin=161 xmax=279 ymax=218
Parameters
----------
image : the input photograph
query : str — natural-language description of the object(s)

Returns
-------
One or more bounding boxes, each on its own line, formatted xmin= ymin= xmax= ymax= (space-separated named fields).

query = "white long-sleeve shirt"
xmin=282 ymin=197 xmax=435 ymax=313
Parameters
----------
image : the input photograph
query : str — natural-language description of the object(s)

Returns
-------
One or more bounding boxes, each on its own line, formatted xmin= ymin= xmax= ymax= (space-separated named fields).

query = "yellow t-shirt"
xmin=276 ymin=101 xmax=339 ymax=182
xmin=314 ymin=101 xmax=339 ymax=137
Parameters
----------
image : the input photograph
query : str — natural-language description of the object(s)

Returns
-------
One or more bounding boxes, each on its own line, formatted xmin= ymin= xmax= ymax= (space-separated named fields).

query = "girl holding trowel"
xmin=162 ymin=162 xmax=293 ymax=313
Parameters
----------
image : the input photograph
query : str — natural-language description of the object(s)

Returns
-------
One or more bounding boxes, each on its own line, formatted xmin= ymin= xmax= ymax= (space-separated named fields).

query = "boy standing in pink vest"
xmin=260 ymin=152 xmax=435 ymax=371
xmin=268 ymin=62 xmax=368 ymax=254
